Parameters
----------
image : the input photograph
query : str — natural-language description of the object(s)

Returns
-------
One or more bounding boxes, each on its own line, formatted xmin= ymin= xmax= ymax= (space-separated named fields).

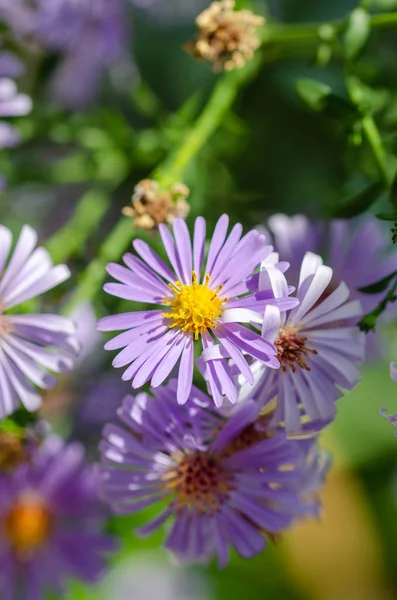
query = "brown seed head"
xmin=0 ymin=432 xmax=27 ymax=472
xmin=122 ymin=179 xmax=190 ymax=231
xmin=186 ymin=0 xmax=265 ymax=71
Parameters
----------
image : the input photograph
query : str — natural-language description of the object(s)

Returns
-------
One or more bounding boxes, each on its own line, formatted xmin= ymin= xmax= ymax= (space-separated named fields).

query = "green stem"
xmin=154 ymin=60 xmax=259 ymax=186
xmin=46 ymin=189 xmax=110 ymax=264
xmin=362 ymin=114 xmax=393 ymax=187
xmin=264 ymin=10 xmax=397 ymax=45
xmin=63 ymin=61 xmax=261 ymax=314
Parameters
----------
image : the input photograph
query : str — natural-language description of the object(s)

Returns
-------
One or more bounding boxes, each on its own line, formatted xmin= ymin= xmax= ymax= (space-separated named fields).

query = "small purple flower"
xmin=99 ymin=380 xmax=329 ymax=566
xmin=97 ymin=215 xmax=297 ymax=406
xmin=0 ymin=78 xmax=31 ymax=150
xmin=0 ymin=435 xmax=115 ymax=599
xmin=0 ymin=224 xmax=78 ymax=418
xmin=238 ymin=252 xmax=365 ymax=434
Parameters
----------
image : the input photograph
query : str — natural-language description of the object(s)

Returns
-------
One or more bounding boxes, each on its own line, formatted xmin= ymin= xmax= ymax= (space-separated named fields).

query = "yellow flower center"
xmin=3 ymin=494 xmax=52 ymax=556
xmin=162 ymin=271 xmax=226 ymax=340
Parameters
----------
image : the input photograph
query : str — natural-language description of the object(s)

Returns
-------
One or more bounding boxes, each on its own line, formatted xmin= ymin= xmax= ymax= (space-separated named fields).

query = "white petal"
xmin=291 ymin=264 xmax=333 ymax=324
xmin=302 ymin=281 xmax=350 ymax=325
xmin=0 ymin=225 xmax=12 ymax=275
xmin=304 ymin=300 xmax=362 ymax=329
xmin=221 ymin=308 xmax=263 ymax=325
xmin=5 ymin=264 xmax=70 ymax=308
xmin=261 ymin=305 xmax=281 ymax=344
xmin=0 ymin=225 xmax=37 ymax=297
xmin=259 ymin=264 xmax=288 ymax=298
xmin=298 ymin=252 xmax=323 ymax=290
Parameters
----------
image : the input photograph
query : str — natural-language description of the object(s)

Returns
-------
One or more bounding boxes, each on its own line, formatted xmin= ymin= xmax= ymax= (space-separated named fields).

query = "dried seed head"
xmin=122 ymin=179 xmax=190 ymax=231
xmin=0 ymin=432 xmax=27 ymax=472
xmin=186 ymin=0 xmax=264 ymax=71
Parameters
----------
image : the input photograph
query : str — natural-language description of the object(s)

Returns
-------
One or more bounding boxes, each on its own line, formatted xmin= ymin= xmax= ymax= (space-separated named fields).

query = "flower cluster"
xmin=0 ymin=209 xmax=380 ymax=586
xmin=93 ymin=211 xmax=370 ymax=565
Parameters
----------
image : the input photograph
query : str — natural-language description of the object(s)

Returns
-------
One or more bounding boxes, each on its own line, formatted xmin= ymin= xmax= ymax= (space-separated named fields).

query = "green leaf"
xmin=376 ymin=212 xmax=397 ymax=221
xmin=344 ymin=8 xmax=371 ymax=61
xmin=295 ymin=78 xmax=358 ymax=121
xmin=295 ymin=79 xmax=332 ymax=112
xmin=358 ymin=270 xmax=397 ymax=294
xmin=361 ymin=115 xmax=397 ymax=188
xmin=346 ymin=76 xmax=390 ymax=114
xmin=331 ymin=182 xmax=384 ymax=218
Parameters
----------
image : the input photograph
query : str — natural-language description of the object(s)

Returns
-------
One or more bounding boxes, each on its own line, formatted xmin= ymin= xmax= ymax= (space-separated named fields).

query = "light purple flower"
xmin=268 ymin=213 xmax=397 ymax=315
xmin=391 ymin=362 xmax=397 ymax=383
xmin=0 ymin=78 xmax=31 ymax=150
xmin=97 ymin=215 xmax=297 ymax=406
xmin=0 ymin=435 xmax=115 ymax=600
xmin=0 ymin=0 xmax=127 ymax=109
xmin=238 ymin=251 xmax=365 ymax=434
xmin=99 ymin=380 xmax=329 ymax=566
xmin=0 ymin=224 xmax=78 ymax=418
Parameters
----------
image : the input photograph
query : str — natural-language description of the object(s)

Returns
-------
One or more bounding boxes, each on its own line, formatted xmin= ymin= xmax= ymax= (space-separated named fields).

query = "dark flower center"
xmin=169 ymin=452 xmax=231 ymax=513
xmin=275 ymin=329 xmax=317 ymax=372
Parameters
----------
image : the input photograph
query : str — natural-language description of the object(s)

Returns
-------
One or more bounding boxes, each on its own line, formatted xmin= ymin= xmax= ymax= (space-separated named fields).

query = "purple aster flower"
xmin=97 ymin=215 xmax=298 ymax=406
xmin=268 ymin=213 xmax=397 ymax=316
xmin=238 ymin=251 xmax=365 ymax=434
xmin=99 ymin=380 xmax=329 ymax=566
xmin=0 ymin=435 xmax=115 ymax=599
xmin=0 ymin=224 xmax=78 ymax=418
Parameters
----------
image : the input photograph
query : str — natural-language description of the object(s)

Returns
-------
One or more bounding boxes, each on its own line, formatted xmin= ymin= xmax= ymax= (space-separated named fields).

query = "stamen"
xmin=162 ymin=271 xmax=226 ymax=338
xmin=3 ymin=494 xmax=52 ymax=556
xmin=275 ymin=329 xmax=317 ymax=372
xmin=166 ymin=452 xmax=231 ymax=513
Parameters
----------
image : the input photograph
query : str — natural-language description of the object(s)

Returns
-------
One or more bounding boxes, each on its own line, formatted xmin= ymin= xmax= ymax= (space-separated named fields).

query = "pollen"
xmin=162 ymin=271 xmax=226 ymax=339
xmin=3 ymin=494 xmax=52 ymax=556
xmin=165 ymin=452 xmax=231 ymax=513
xmin=275 ymin=328 xmax=317 ymax=373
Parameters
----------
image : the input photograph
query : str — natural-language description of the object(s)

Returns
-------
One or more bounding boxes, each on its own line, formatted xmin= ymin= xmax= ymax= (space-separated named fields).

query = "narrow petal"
xmin=177 ymin=336 xmax=194 ymax=404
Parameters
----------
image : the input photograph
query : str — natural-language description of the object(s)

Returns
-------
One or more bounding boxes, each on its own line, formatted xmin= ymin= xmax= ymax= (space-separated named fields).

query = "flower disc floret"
xmin=163 ymin=272 xmax=226 ymax=339
xmin=4 ymin=494 xmax=51 ymax=556
xmin=275 ymin=328 xmax=317 ymax=372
